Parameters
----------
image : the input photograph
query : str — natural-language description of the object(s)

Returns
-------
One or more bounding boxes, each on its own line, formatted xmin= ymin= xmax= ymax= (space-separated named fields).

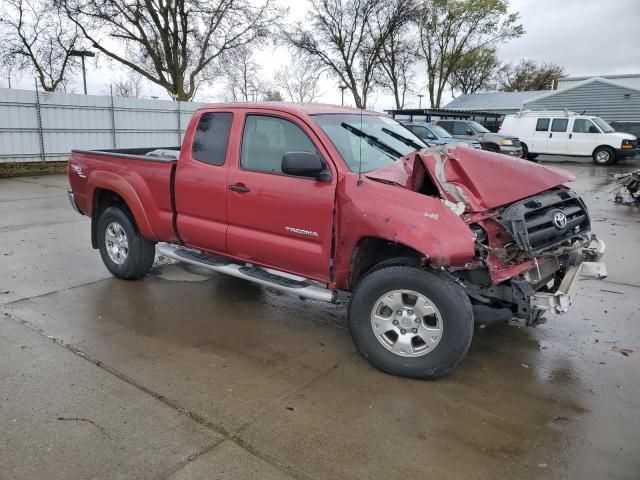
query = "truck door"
xmin=547 ymin=118 xmax=570 ymax=154
xmin=531 ymin=117 xmax=550 ymax=153
xmin=226 ymin=112 xmax=336 ymax=282
xmin=569 ymin=118 xmax=600 ymax=156
xmin=174 ymin=111 xmax=234 ymax=254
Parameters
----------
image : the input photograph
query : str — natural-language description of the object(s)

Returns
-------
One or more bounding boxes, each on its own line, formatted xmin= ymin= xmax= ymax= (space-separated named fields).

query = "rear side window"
xmin=437 ymin=121 xmax=452 ymax=132
xmin=451 ymin=122 xmax=470 ymax=135
xmin=241 ymin=115 xmax=317 ymax=174
xmin=551 ymin=119 xmax=568 ymax=132
xmin=536 ymin=118 xmax=550 ymax=131
xmin=192 ymin=112 xmax=233 ymax=165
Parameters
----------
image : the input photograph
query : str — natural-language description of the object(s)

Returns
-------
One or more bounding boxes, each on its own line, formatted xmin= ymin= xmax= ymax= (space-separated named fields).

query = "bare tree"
xmin=262 ymin=89 xmax=284 ymax=101
xmin=499 ymin=59 xmax=564 ymax=92
xmin=111 ymin=71 xmax=145 ymax=98
xmin=219 ymin=46 xmax=264 ymax=101
xmin=449 ymin=47 xmax=499 ymax=96
xmin=275 ymin=56 xmax=322 ymax=102
xmin=59 ymin=0 xmax=283 ymax=101
xmin=376 ymin=26 xmax=416 ymax=109
xmin=285 ymin=0 xmax=415 ymax=109
xmin=416 ymin=0 xmax=524 ymax=107
xmin=0 ymin=0 xmax=79 ymax=91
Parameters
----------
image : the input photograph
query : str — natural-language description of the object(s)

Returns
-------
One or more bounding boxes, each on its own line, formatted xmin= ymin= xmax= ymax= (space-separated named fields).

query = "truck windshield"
xmin=468 ymin=121 xmax=490 ymax=133
xmin=592 ymin=117 xmax=615 ymax=133
xmin=313 ymin=114 xmax=427 ymax=173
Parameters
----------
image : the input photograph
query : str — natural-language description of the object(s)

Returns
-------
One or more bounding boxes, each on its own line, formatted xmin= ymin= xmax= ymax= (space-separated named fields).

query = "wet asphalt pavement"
xmin=1 ymin=157 xmax=639 ymax=479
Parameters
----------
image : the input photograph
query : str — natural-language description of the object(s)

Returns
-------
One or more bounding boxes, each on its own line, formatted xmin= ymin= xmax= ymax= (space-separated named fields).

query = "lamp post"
xmin=339 ymin=85 xmax=348 ymax=106
xmin=69 ymin=49 xmax=95 ymax=95
xmin=417 ymin=94 xmax=424 ymax=109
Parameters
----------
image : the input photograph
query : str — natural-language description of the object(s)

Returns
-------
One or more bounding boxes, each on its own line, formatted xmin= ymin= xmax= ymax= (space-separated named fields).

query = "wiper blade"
xmin=341 ymin=122 xmax=402 ymax=158
xmin=381 ymin=127 xmax=425 ymax=151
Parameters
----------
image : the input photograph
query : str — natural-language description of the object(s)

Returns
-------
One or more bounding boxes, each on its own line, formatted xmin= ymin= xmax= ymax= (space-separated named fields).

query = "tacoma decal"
xmin=285 ymin=227 xmax=319 ymax=237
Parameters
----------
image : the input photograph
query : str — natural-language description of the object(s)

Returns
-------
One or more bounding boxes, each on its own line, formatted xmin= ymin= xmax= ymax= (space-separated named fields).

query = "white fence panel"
xmin=0 ymin=87 xmax=206 ymax=163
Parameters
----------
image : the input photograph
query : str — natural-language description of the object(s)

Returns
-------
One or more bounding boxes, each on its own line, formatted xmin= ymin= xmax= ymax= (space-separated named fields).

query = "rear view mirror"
xmin=588 ymin=126 xmax=599 ymax=133
xmin=282 ymin=152 xmax=330 ymax=181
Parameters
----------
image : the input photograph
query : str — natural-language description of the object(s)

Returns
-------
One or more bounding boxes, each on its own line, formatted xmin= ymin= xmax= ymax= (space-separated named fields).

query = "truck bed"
xmin=67 ymin=147 xmax=180 ymax=243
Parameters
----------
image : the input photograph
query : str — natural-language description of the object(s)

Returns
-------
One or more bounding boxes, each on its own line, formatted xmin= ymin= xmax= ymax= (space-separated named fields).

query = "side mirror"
xmin=465 ymin=130 xmax=474 ymax=136
xmin=588 ymin=125 xmax=599 ymax=133
xmin=426 ymin=134 xmax=436 ymax=140
xmin=282 ymin=152 xmax=330 ymax=181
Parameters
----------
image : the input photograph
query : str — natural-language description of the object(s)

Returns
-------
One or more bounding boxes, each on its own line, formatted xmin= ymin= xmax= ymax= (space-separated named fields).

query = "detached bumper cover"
xmin=532 ymin=238 xmax=607 ymax=314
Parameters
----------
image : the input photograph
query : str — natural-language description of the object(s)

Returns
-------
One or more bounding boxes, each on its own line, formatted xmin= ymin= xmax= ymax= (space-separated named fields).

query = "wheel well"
xmin=91 ymin=188 xmax=133 ymax=248
xmin=484 ymin=143 xmax=499 ymax=152
xmin=593 ymin=144 xmax=615 ymax=154
xmin=348 ymin=237 xmax=425 ymax=288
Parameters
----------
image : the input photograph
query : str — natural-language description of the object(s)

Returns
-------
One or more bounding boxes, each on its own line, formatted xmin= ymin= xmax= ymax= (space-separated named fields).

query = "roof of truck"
xmin=199 ymin=102 xmax=381 ymax=116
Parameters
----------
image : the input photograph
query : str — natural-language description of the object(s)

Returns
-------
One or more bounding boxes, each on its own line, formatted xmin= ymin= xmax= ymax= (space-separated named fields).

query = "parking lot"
xmin=1 ymin=157 xmax=639 ymax=479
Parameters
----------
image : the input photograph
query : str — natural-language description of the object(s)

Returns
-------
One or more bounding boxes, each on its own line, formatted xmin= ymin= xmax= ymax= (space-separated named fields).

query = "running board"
xmin=157 ymin=244 xmax=337 ymax=303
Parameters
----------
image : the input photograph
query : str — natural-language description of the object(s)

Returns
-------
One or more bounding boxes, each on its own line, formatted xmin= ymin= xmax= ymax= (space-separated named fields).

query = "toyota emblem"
xmin=552 ymin=211 xmax=568 ymax=229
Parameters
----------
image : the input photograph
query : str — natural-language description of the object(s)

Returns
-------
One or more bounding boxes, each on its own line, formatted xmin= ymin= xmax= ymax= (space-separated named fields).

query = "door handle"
xmin=549 ymin=133 xmax=553 ymax=138
xmin=569 ymin=133 xmax=573 ymax=139
xmin=228 ymin=184 xmax=250 ymax=193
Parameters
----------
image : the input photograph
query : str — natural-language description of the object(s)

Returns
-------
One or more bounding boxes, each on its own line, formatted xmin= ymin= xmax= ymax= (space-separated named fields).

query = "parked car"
xmin=499 ymin=110 xmax=639 ymax=165
xmin=435 ymin=119 xmax=523 ymax=157
xmin=67 ymin=103 xmax=606 ymax=379
xmin=403 ymin=122 xmax=481 ymax=149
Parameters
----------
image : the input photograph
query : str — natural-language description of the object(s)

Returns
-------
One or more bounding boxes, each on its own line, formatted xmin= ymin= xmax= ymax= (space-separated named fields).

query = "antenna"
xmin=357 ymin=106 xmax=363 ymax=186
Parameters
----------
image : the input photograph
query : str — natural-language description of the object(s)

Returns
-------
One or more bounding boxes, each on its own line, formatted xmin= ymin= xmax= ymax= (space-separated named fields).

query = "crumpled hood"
xmin=365 ymin=145 xmax=575 ymax=212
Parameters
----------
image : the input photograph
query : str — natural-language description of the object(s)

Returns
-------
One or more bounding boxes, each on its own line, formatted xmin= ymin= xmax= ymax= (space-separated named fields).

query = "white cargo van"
xmin=499 ymin=111 xmax=638 ymax=165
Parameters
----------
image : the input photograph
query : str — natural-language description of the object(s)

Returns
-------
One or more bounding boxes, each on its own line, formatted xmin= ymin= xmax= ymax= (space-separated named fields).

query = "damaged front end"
xmin=367 ymin=145 xmax=608 ymax=326
xmin=459 ymin=189 xmax=607 ymax=326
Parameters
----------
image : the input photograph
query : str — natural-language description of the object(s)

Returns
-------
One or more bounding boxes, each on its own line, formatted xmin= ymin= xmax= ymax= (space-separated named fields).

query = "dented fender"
xmin=331 ymin=174 xmax=476 ymax=289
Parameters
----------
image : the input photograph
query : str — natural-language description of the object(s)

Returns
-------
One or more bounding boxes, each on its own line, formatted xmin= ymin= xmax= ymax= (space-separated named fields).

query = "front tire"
xmin=592 ymin=146 xmax=616 ymax=165
xmin=521 ymin=143 xmax=539 ymax=162
xmin=97 ymin=206 xmax=156 ymax=279
xmin=348 ymin=266 xmax=474 ymax=379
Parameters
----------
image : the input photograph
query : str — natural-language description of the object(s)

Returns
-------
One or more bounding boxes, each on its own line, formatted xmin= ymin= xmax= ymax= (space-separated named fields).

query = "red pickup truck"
xmin=67 ymin=103 xmax=606 ymax=379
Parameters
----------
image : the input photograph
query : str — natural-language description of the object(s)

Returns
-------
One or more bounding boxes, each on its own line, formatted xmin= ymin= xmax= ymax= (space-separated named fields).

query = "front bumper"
xmin=498 ymin=146 xmax=523 ymax=157
xmin=616 ymin=147 xmax=639 ymax=158
xmin=531 ymin=238 xmax=607 ymax=314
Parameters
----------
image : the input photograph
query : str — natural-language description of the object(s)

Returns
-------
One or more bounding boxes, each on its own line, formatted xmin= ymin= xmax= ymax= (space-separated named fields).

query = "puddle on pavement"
xmin=153 ymin=261 xmax=214 ymax=282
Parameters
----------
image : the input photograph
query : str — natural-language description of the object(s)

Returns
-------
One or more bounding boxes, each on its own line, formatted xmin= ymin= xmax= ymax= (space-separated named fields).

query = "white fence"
xmin=0 ymin=87 xmax=206 ymax=163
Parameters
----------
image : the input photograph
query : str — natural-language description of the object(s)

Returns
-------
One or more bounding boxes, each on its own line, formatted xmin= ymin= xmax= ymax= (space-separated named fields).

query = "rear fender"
xmin=86 ymin=171 xmax=156 ymax=240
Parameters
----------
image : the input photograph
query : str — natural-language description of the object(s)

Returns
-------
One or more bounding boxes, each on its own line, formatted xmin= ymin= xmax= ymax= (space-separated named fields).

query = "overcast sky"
xmin=8 ymin=0 xmax=640 ymax=111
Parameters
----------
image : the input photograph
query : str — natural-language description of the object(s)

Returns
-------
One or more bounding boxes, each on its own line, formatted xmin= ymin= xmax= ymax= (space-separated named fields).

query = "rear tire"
xmin=527 ymin=153 xmax=539 ymax=160
xmin=348 ymin=266 xmax=474 ymax=379
xmin=592 ymin=146 xmax=616 ymax=165
xmin=97 ymin=206 xmax=156 ymax=280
